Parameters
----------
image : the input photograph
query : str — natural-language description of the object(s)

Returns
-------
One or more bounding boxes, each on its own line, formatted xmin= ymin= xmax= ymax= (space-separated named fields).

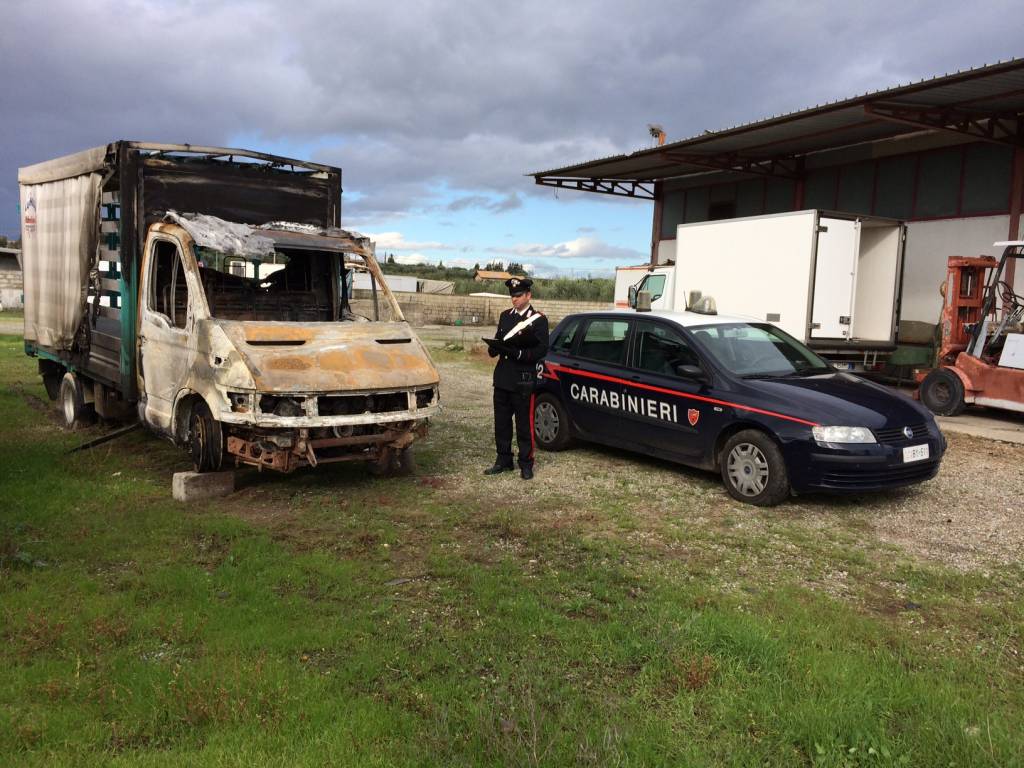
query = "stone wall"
xmin=0 ymin=267 xmax=23 ymax=309
xmin=352 ymin=291 xmax=611 ymax=326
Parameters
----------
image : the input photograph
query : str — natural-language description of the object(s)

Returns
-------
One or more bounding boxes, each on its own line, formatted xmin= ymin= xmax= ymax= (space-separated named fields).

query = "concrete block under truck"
xmin=917 ymin=241 xmax=1024 ymax=416
xmin=619 ymin=210 xmax=906 ymax=371
xmin=18 ymin=141 xmax=440 ymax=474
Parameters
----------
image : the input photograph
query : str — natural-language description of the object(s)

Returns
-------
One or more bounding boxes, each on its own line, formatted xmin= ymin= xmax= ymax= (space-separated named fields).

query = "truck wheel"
xmin=720 ymin=430 xmax=790 ymax=507
xmin=919 ymin=368 xmax=966 ymax=416
xmin=58 ymin=372 xmax=94 ymax=429
xmin=395 ymin=446 xmax=416 ymax=476
xmin=533 ymin=394 xmax=573 ymax=451
xmin=188 ymin=401 xmax=224 ymax=472
xmin=368 ymin=447 xmax=394 ymax=477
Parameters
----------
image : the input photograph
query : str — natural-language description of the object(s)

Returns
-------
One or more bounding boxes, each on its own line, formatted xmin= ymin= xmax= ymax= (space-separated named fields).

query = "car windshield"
xmin=689 ymin=322 xmax=832 ymax=378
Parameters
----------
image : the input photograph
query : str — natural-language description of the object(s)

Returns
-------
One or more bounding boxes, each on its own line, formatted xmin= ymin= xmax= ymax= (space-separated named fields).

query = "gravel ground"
xmin=435 ymin=353 xmax=1024 ymax=573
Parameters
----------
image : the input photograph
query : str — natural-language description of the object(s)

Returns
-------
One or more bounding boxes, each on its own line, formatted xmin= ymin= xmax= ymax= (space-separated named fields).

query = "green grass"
xmin=0 ymin=308 xmax=23 ymax=320
xmin=1 ymin=333 xmax=1022 ymax=766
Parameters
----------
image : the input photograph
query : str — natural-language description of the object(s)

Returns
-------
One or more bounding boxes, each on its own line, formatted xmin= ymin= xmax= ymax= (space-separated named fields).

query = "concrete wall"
xmin=0 ymin=265 xmax=23 ymax=309
xmin=352 ymin=291 xmax=611 ymax=326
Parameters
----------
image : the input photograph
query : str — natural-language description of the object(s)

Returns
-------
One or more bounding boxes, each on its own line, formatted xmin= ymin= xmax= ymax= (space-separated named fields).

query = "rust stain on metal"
xmin=266 ymin=355 xmax=313 ymax=371
xmin=244 ymin=325 xmax=313 ymax=342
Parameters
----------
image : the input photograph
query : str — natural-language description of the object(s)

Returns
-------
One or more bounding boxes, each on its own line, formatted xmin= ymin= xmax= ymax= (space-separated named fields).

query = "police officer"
xmin=484 ymin=277 xmax=549 ymax=480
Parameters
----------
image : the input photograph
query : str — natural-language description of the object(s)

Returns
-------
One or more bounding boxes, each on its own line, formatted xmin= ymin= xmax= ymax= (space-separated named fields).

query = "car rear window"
xmin=578 ymin=319 xmax=630 ymax=365
xmin=551 ymin=318 xmax=581 ymax=354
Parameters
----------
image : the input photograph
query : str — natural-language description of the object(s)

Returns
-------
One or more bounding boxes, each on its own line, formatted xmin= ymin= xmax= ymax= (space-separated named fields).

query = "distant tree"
xmin=507 ymin=262 xmax=526 ymax=276
xmin=484 ymin=260 xmax=505 ymax=272
xmin=473 ymin=263 xmax=480 ymax=272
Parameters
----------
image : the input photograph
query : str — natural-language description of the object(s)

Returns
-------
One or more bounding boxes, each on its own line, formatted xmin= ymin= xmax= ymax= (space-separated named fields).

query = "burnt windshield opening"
xmin=193 ymin=246 xmax=397 ymax=322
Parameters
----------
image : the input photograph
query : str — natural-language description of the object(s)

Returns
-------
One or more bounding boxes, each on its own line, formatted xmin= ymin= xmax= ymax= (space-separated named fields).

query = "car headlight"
xmin=812 ymin=426 xmax=876 ymax=444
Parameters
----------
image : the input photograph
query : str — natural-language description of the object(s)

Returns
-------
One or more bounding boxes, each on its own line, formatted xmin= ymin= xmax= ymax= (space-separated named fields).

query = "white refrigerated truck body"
xmin=626 ymin=210 xmax=906 ymax=351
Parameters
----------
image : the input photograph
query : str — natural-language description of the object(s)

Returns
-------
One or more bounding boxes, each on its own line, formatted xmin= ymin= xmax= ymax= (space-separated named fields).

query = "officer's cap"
xmin=505 ymin=277 xmax=533 ymax=296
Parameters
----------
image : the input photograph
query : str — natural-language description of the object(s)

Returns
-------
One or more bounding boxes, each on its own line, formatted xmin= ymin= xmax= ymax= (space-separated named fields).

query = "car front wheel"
xmin=720 ymin=430 xmax=790 ymax=506
xmin=533 ymin=393 xmax=574 ymax=451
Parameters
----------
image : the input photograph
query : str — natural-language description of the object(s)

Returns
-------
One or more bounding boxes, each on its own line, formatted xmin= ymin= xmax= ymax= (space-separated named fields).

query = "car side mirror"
xmin=675 ymin=364 xmax=706 ymax=381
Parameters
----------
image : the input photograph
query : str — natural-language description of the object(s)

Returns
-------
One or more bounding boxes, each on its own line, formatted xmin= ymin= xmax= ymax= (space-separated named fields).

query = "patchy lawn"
xmin=1 ymin=334 xmax=1022 ymax=767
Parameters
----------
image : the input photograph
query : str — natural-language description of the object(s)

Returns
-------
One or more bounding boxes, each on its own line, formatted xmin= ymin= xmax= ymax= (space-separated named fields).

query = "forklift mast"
xmin=938 ymin=243 xmax=1024 ymax=365
xmin=938 ymin=256 xmax=997 ymax=364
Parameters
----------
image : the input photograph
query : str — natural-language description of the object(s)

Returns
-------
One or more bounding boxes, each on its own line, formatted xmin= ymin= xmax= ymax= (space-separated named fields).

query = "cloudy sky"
xmin=2 ymin=0 xmax=1020 ymax=276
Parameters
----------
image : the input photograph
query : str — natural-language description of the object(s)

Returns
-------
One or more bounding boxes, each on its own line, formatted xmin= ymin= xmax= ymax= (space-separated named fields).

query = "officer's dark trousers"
xmin=493 ymin=387 xmax=534 ymax=469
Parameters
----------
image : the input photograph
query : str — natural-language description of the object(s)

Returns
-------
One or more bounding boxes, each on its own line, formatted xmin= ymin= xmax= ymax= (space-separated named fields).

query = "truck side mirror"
xmin=628 ymin=285 xmax=637 ymax=308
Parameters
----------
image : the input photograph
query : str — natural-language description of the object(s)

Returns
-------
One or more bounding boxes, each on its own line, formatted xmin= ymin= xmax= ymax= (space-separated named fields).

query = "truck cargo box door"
xmin=810 ymin=218 xmax=859 ymax=339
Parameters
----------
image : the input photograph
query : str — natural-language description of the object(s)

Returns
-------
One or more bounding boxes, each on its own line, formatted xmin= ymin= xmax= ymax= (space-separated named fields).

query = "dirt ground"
xmin=437 ymin=353 xmax=1024 ymax=573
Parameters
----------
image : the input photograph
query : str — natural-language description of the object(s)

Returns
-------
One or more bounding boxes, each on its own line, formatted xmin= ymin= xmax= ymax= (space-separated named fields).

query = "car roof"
xmin=565 ymin=308 xmax=760 ymax=328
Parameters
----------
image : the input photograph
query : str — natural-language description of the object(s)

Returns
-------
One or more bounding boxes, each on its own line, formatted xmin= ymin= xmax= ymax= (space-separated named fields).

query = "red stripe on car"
xmin=546 ymin=363 xmax=818 ymax=427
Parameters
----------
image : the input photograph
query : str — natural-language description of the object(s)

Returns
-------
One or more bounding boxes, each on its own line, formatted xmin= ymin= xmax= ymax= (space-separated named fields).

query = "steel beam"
xmin=662 ymin=152 xmax=802 ymax=180
xmin=864 ymin=103 xmax=1024 ymax=147
xmin=534 ymin=177 xmax=655 ymax=199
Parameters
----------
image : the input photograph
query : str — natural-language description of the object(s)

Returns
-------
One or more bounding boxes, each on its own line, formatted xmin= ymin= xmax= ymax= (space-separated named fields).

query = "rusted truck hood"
xmin=214 ymin=320 xmax=439 ymax=393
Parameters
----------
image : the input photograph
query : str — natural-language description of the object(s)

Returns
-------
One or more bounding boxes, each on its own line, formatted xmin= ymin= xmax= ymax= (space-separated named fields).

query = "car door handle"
xmin=629 ymin=375 xmax=641 ymax=381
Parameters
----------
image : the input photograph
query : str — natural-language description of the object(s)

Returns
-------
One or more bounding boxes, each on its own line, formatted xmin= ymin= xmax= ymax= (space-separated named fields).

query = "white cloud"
xmin=364 ymin=232 xmax=451 ymax=251
xmin=489 ymin=236 xmax=646 ymax=263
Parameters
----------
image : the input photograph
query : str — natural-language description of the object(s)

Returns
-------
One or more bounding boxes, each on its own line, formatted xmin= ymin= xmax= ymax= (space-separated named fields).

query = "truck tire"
xmin=533 ymin=394 xmax=574 ymax=451
xmin=395 ymin=446 xmax=416 ymax=476
xmin=919 ymin=368 xmax=967 ymax=416
xmin=188 ymin=401 xmax=225 ymax=472
xmin=368 ymin=447 xmax=394 ymax=477
xmin=58 ymin=372 xmax=94 ymax=429
xmin=368 ymin=446 xmax=416 ymax=477
xmin=720 ymin=430 xmax=790 ymax=507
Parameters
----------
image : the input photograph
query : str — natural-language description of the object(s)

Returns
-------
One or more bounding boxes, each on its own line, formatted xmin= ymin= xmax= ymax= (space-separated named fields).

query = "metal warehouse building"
xmin=533 ymin=59 xmax=1024 ymax=344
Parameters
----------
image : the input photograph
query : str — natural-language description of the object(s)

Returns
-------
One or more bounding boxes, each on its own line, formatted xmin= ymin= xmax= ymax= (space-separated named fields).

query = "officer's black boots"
xmin=520 ymin=465 xmax=534 ymax=480
xmin=483 ymin=463 xmax=514 ymax=476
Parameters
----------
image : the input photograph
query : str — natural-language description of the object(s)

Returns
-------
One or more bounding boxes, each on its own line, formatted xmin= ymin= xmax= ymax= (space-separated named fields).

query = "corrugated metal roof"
xmin=532 ymin=58 xmax=1024 ymax=183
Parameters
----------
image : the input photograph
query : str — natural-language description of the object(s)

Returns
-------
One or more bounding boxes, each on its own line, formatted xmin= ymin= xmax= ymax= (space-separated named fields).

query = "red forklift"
xmin=918 ymin=241 xmax=1024 ymax=416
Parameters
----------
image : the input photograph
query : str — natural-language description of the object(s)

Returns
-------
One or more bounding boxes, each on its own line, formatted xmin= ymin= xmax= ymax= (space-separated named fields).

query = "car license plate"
xmin=902 ymin=444 xmax=929 ymax=463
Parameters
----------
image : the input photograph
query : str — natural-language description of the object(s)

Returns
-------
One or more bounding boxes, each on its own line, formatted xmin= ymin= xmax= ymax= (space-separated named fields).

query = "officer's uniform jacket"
xmin=491 ymin=305 xmax=550 ymax=392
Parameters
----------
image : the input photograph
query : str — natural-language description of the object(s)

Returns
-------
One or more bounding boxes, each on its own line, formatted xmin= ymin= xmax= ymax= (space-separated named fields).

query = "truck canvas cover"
xmin=18 ymin=173 xmax=101 ymax=349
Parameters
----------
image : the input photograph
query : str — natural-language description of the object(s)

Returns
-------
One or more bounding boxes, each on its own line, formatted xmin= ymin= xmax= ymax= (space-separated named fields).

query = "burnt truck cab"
xmin=137 ymin=213 xmax=440 ymax=472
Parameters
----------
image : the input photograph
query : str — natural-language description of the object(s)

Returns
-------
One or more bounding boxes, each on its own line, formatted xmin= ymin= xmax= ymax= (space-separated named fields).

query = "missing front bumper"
xmin=225 ymin=421 xmax=428 ymax=472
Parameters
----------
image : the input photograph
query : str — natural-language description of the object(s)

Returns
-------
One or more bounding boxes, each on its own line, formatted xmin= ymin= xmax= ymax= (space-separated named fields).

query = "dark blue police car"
xmin=533 ymin=310 xmax=945 ymax=506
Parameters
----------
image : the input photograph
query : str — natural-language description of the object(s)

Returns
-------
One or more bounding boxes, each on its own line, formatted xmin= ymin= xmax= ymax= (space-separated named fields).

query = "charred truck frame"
xmin=19 ymin=141 xmax=440 ymax=473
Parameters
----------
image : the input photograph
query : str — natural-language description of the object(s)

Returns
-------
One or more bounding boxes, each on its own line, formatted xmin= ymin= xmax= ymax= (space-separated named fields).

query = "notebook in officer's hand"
xmin=482 ymin=337 xmax=515 ymax=355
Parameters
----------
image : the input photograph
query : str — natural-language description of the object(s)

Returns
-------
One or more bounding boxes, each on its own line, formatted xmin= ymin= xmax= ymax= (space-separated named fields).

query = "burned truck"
xmin=18 ymin=141 xmax=440 ymax=473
